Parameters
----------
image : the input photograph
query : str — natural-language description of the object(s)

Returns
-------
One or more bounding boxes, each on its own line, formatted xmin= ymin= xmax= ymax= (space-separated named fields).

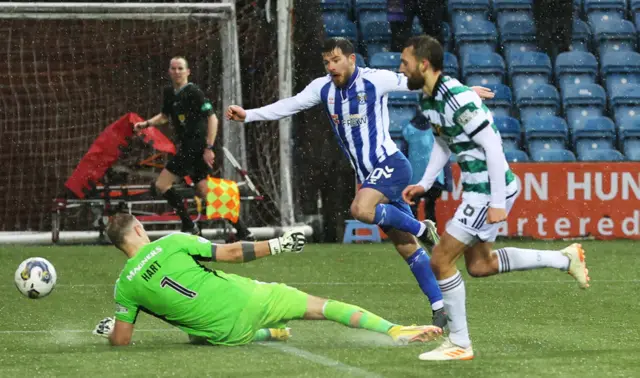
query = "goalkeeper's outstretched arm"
xmin=193 ymin=231 xmax=306 ymax=264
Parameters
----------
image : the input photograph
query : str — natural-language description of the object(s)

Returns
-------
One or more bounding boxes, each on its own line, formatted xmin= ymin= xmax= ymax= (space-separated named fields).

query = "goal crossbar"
xmin=0 ymin=1 xmax=246 ymax=183
xmin=0 ymin=2 xmax=234 ymax=16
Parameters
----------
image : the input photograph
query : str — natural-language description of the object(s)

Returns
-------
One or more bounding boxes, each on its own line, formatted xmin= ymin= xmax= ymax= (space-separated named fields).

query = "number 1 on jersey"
xmin=160 ymin=276 xmax=197 ymax=299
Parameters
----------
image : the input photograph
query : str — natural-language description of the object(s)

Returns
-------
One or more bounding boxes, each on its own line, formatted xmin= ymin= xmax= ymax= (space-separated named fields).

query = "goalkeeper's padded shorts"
xmin=208 ymin=281 xmax=308 ymax=346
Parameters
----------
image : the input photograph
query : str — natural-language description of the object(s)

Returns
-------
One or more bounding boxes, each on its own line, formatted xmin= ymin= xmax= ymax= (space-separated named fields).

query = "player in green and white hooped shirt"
xmin=398 ymin=35 xmax=590 ymax=361
xmin=93 ymin=213 xmax=443 ymax=346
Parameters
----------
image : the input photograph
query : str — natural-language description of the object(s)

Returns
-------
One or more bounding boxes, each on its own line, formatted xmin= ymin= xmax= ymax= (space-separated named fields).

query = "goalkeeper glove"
xmin=93 ymin=317 xmax=115 ymax=338
xmin=269 ymin=230 xmax=305 ymax=255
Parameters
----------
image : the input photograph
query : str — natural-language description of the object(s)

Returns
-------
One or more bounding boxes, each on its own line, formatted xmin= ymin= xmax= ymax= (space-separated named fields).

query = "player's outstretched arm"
xmin=226 ymin=78 xmax=325 ymax=123
xmin=384 ymin=71 xmax=494 ymax=99
xmin=212 ymin=230 xmax=306 ymax=263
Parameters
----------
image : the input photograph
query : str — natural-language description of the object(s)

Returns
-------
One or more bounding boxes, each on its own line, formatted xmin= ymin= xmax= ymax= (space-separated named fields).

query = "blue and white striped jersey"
xmin=244 ymin=67 xmax=410 ymax=182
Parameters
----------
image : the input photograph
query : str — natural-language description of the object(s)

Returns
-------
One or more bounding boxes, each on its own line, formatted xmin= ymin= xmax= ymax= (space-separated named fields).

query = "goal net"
xmin=0 ymin=1 xmax=285 ymax=232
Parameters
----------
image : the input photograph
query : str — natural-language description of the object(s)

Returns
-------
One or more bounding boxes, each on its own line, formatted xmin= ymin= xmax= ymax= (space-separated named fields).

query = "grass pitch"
xmin=0 ymin=240 xmax=637 ymax=377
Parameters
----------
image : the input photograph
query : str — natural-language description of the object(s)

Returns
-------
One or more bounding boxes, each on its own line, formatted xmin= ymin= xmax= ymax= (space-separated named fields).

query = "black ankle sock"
xmin=162 ymin=187 xmax=193 ymax=227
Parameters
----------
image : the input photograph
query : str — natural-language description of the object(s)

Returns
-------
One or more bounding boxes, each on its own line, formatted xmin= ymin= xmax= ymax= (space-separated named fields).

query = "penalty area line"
xmin=261 ymin=343 xmax=383 ymax=378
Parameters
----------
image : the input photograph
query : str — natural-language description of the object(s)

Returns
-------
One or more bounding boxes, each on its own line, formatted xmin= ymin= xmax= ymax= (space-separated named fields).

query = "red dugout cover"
xmin=64 ymin=112 xmax=176 ymax=198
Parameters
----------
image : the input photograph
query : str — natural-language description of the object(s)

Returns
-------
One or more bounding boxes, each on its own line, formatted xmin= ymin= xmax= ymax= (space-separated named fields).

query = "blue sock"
xmin=373 ymin=204 xmax=425 ymax=236
xmin=406 ymin=248 xmax=444 ymax=311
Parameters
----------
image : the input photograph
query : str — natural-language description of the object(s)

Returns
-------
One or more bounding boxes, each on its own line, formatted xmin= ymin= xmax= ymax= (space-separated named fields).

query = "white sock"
xmin=437 ymin=271 xmax=471 ymax=348
xmin=495 ymin=247 xmax=570 ymax=273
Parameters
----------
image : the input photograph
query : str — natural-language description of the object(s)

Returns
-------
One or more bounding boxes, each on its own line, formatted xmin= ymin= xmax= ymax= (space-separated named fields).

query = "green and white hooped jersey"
xmin=420 ymin=75 xmax=518 ymax=205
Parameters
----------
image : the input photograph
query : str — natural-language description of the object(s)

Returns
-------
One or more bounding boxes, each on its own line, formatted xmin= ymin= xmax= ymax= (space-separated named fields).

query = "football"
xmin=14 ymin=257 xmax=57 ymax=299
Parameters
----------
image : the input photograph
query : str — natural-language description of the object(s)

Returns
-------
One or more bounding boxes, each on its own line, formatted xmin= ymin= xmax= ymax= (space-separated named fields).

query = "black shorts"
xmin=165 ymin=148 xmax=213 ymax=183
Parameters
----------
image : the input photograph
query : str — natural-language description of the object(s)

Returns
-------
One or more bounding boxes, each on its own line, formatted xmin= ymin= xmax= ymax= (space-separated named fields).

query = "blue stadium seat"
xmin=361 ymin=21 xmax=391 ymax=57
xmin=619 ymin=119 xmax=640 ymax=144
xmin=574 ymin=0 xmax=584 ymax=17
xmin=416 ymin=22 xmax=452 ymax=50
xmin=508 ymin=52 xmax=552 ymax=95
xmin=368 ymin=52 xmax=400 ymax=71
xmin=321 ymin=0 xmax=351 ymax=24
xmin=388 ymin=106 xmax=417 ymax=135
xmin=325 ymin=21 xmax=358 ymax=44
xmin=387 ymin=91 xmax=420 ymax=106
xmin=600 ymin=52 xmax=640 ymax=94
xmin=355 ymin=53 xmax=366 ymax=67
xmin=524 ymin=116 xmax=568 ymax=152
xmin=321 ymin=0 xmax=351 ymax=12
xmin=530 ymin=149 xmax=577 ymax=162
xmin=448 ymin=0 xmax=491 ymax=25
xmin=442 ymin=22 xmax=452 ymax=52
xmin=500 ymin=19 xmax=537 ymax=59
xmin=632 ymin=0 xmax=640 ymax=28
xmin=494 ymin=116 xmax=521 ymax=151
xmin=492 ymin=0 xmax=534 ymax=31
xmin=454 ymin=20 xmax=498 ymax=57
xmin=555 ymin=51 xmax=598 ymax=93
xmin=573 ymin=117 xmax=617 ymax=156
xmin=505 ymin=149 xmax=529 ymax=162
xmin=578 ymin=148 xmax=626 ymax=161
xmin=462 ymin=53 xmax=506 ymax=86
xmin=624 ymin=139 xmax=640 ymax=160
xmin=355 ymin=0 xmax=385 ymax=12
xmin=323 ymin=12 xmax=350 ymax=26
xmin=610 ymin=84 xmax=640 ymax=127
xmin=585 ymin=0 xmax=626 ymax=24
xmin=562 ymin=84 xmax=606 ymax=129
xmin=591 ymin=19 xmax=637 ymax=57
xmin=483 ymin=84 xmax=513 ymax=117
xmin=571 ymin=19 xmax=592 ymax=52
xmin=355 ymin=0 xmax=386 ymax=26
xmin=412 ymin=17 xmax=423 ymax=35
xmin=619 ymin=120 xmax=640 ymax=159
xmin=444 ymin=52 xmax=460 ymax=78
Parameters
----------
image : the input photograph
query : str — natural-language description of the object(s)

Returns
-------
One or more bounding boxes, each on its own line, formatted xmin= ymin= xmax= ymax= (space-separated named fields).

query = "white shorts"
xmin=445 ymin=191 xmax=519 ymax=246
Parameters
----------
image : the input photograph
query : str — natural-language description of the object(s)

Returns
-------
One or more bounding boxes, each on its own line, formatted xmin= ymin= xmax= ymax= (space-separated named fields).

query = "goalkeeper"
xmin=94 ymin=213 xmax=442 ymax=346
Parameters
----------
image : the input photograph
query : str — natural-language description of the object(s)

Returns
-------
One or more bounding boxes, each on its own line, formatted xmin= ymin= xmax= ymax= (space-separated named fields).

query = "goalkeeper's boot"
xmin=264 ymin=328 xmax=291 ymax=342
xmin=432 ymin=308 xmax=448 ymax=332
xmin=388 ymin=325 xmax=442 ymax=345
xmin=418 ymin=337 xmax=474 ymax=361
xmin=419 ymin=220 xmax=440 ymax=248
xmin=561 ymin=243 xmax=590 ymax=289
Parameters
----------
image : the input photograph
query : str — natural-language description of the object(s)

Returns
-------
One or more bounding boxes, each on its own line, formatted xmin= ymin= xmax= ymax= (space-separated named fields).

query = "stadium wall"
xmin=437 ymin=162 xmax=640 ymax=240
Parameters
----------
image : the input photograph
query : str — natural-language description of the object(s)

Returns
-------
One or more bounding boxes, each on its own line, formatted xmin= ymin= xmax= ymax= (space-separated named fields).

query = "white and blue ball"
xmin=14 ymin=257 xmax=57 ymax=299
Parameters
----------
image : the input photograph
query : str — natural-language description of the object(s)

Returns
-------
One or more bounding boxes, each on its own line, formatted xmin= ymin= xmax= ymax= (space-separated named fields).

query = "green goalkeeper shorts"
xmin=209 ymin=281 xmax=308 ymax=346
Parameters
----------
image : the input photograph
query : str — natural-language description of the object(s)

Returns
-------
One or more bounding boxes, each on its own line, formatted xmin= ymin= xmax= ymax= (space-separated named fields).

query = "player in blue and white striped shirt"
xmin=226 ymin=38 xmax=492 ymax=328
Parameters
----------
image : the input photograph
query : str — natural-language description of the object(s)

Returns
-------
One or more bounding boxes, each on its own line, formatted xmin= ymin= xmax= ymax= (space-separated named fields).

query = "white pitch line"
xmin=261 ymin=343 xmax=383 ymax=378
xmin=0 ymin=328 xmax=180 ymax=334
xmin=1 ymin=279 xmax=638 ymax=289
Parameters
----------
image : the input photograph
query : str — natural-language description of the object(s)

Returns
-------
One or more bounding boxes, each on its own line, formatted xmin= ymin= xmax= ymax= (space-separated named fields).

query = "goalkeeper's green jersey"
xmin=113 ymin=233 xmax=258 ymax=339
